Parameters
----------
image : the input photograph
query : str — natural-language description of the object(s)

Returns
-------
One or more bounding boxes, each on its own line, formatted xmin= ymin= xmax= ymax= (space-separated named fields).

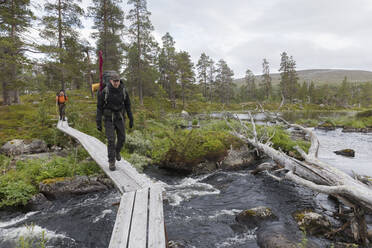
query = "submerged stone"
xmin=334 ymin=149 xmax=355 ymax=157
xmin=236 ymin=206 xmax=277 ymax=228
xmin=293 ymin=209 xmax=332 ymax=236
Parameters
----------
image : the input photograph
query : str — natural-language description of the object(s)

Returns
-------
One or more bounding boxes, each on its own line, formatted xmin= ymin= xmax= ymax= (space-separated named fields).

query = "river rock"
xmin=0 ymin=139 xmax=48 ymax=156
xmin=168 ymin=240 xmax=186 ymax=248
xmin=316 ymin=121 xmax=336 ymax=131
xmin=334 ymin=149 xmax=355 ymax=157
xmin=220 ymin=147 xmax=257 ymax=170
xmin=368 ymin=229 xmax=372 ymax=242
xmin=236 ymin=206 xmax=277 ymax=228
xmin=27 ymin=193 xmax=52 ymax=211
xmin=331 ymin=242 xmax=361 ymax=248
xmin=293 ymin=210 xmax=332 ymax=236
xmin=251 ymin=162 xmax=279 ymax=175
xmin=39 ymin=176 xmax=108 ymax=199
xmin=257 ymin=222 xmax=318 ymax=248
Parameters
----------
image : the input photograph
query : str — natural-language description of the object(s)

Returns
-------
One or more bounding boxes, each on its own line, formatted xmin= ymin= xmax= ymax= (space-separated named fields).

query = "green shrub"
xmin=125 ymin=130 xmax=153 ymax=156
xmin=127 ymin=153 xmax=152 ymax=172
xmin=0 ymin=178 xmax=36 ymax=207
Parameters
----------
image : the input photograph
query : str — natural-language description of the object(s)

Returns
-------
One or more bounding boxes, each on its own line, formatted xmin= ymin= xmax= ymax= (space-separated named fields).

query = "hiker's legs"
xmin=114 ymin=118 xmax=126 ymax=155
xmin=104 ymin=119 xmax=116 ymax=163
xmin=58 ymin=104 xmax=63 ymax=120
xmin=60 ymin=104 xmax=66 ymax=120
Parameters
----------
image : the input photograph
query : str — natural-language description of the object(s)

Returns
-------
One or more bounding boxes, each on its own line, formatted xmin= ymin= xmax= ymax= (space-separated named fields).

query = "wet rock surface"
xmin=220 ymin=147 xmax=258 ymax=171
xmin=293 ymin=209 xmax=332 ymax=236
xmin=27 ymin=193 xmax=52 ymax=211
xmin=236 ymin=206 xmax=278 ymax=228
xmin=256 ymin=222 xmax=319 ymax=248
xmin=334 ymin=149 xmax=355 ymax=157
xmin=39 ymin=176 xmax=109 ymax=199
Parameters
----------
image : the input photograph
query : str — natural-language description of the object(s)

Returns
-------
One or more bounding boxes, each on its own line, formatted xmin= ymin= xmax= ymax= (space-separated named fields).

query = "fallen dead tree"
xmin=226 ymin=111 xmax=372 ymax=246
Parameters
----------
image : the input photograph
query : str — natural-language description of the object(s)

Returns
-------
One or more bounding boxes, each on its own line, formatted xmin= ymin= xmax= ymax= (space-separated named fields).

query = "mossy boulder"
xmin=316 ymin=121 xmax=336 ymax=131
xmin=293 ymin=209 xmax=332 ymax=236
xmin=235 ymin=206 xmax=278 ymax=228
xmin=334 ymin=149 xmax=355 ymax=157
xmin=39 ymin=176 xmax=108 ymax=199
xmin=220 ymin=146 xmax=258 ymax=171
xmin=0 ymin=139 xmax=48 ymax=156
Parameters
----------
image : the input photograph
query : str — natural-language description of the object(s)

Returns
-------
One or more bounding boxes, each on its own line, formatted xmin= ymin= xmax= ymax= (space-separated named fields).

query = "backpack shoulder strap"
xmin=122 ymin=85 xmax=126 ymax=102
xmin=103 ymin=86 xmax=109 ymax=105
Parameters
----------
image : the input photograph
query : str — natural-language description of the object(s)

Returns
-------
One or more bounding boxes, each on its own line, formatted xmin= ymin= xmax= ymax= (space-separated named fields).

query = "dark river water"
xmin=0 ymin=128 xmax=371 ymax=247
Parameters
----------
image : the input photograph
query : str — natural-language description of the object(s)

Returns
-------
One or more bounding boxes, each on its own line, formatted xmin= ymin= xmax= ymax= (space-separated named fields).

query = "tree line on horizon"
xmin=1 ymin=0 xmax=372 ymax=108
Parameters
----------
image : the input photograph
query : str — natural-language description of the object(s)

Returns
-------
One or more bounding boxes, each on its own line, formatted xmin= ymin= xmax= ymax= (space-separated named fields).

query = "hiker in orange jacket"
xmin=56 ymin=90 xmax=68 ymax=121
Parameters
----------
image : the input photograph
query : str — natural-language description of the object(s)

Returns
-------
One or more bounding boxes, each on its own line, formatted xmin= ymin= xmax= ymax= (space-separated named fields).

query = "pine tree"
xmin=89 ymin=0 xmax=125 ymax=73
xmin=337 ymin=76 xmax=351 ymax=107
xmin=127 ymin=0 xmax=156 ymax=105
xmin=215 ymin=59 xmax=234 ymax=104
xmin=196 ymin=52 xmax=211 ymax=98
xmin=176 ymin=51 xmax=194 ymax=108
xmin=206 ymin=58 xmax=215 ymax=101
xmin=41 ymin=0 xmax=84 ymax=90
xmin=279 ymin=52 xmax=298 ymax=102
xmin=159 ymin=32 xmax=177 ymax=107
xmin=0 ymin=0 xmax=34 ymax=105
xmin=244 ymin=69 xmax=256 ymax=101
xmin=261 ymin=59 xmax=272 ymax=100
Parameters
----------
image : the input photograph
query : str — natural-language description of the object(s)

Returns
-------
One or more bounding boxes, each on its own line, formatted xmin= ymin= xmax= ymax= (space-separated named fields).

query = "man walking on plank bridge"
xmin=96 ymin=71 xmax=134 ymax=171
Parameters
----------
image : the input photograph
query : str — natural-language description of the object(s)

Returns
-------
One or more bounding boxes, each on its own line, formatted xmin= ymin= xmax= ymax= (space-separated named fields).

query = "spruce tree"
xmin=89 ymin=0 xmax=125 ymax=73
xmin=0 ymin=0 xmax=34 ymax=105
xmin=159 ymin=32 xmax=177 ymax=107
xmin=41 ymin=0 xmax=84 ymax=90
xmin=215 ymin=59 xmax=234 ymax=104
xmin=244 ymin=69 xmax=256 ymax=101
xmin=127 ymin=0 xmax=156 ymax=105
xmin=196 ymin=52 xmax=211 ymax=98
xmin=261 ymin=59 xmax=272 ymax=100
xmin=176 ymin=51 xmax=194 ymax=108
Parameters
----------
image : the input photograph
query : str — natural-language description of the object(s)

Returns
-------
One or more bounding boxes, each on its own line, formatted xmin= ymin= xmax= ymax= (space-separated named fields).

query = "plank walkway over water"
xmin=57 ymin=120 xmax=166 ymax=248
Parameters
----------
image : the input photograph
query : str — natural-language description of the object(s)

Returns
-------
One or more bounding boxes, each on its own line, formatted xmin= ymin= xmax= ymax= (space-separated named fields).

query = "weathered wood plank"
xmin=128 ymin=187 xmax=149 ymax=248
xmin=148 ymin=185 xmax=166 ymax=248
xmin=109 ymin=191 xmax=135 ymax=248
xmin=57 ymin=121 xmax=151 ymax=192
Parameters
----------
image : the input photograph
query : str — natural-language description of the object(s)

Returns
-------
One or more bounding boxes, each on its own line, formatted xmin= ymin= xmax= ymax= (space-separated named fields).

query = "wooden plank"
xmin=57 ymin=121 xmax=148 ymax=192
xmin=109 ymin=191 xmax=135 ymax=248
xmin=128 ymin=187 xmax=149 ymax=248
xmin=148 ymin=185 xmax=166 ymax=248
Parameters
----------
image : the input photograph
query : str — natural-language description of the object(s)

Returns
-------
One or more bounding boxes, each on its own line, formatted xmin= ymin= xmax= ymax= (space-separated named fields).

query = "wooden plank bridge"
xmin=57 ymin=120 xmax=167 ymax=248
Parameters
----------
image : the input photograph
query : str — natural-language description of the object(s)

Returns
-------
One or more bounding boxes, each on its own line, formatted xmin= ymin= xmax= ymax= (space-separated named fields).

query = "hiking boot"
xmin=62 ymin=117 xmax=66 ymax=121
xmin=109 ymin=161 xmax=116 ymax=171
xmin=116 ymin=152 xmax=121 ymax=161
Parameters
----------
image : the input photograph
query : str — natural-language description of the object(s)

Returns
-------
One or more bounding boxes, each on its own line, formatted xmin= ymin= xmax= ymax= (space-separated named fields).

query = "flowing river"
xmin=0 ymin=128 xmax=371 ymax=247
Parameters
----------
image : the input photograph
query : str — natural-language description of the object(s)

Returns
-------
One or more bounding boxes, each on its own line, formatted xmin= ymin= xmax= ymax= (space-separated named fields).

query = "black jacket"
xmin=96 ymin=83 xmax=133 ymax=126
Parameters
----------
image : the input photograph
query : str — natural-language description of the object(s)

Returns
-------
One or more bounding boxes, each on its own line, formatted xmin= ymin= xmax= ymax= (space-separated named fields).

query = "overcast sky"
xmin=33 ymin=0 xmax=372 ymax=78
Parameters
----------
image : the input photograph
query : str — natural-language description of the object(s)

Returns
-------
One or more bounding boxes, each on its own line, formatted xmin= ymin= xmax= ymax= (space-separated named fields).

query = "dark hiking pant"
xmin=104 ymin=112 xmax=126 ymax=163
xmin=58 ymin=103 xmax=66 ymax=120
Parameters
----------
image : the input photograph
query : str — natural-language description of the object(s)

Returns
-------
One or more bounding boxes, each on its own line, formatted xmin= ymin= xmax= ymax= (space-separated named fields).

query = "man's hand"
xmin=129 ymin=119 xmax=134 ymax=129
xmin=97 ymin=124 xmax=102 ymax=132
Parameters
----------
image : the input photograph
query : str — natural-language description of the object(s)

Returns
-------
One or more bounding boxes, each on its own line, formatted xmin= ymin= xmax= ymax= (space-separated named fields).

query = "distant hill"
xmin=234 ymin=69 xmax=372 ymax=87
